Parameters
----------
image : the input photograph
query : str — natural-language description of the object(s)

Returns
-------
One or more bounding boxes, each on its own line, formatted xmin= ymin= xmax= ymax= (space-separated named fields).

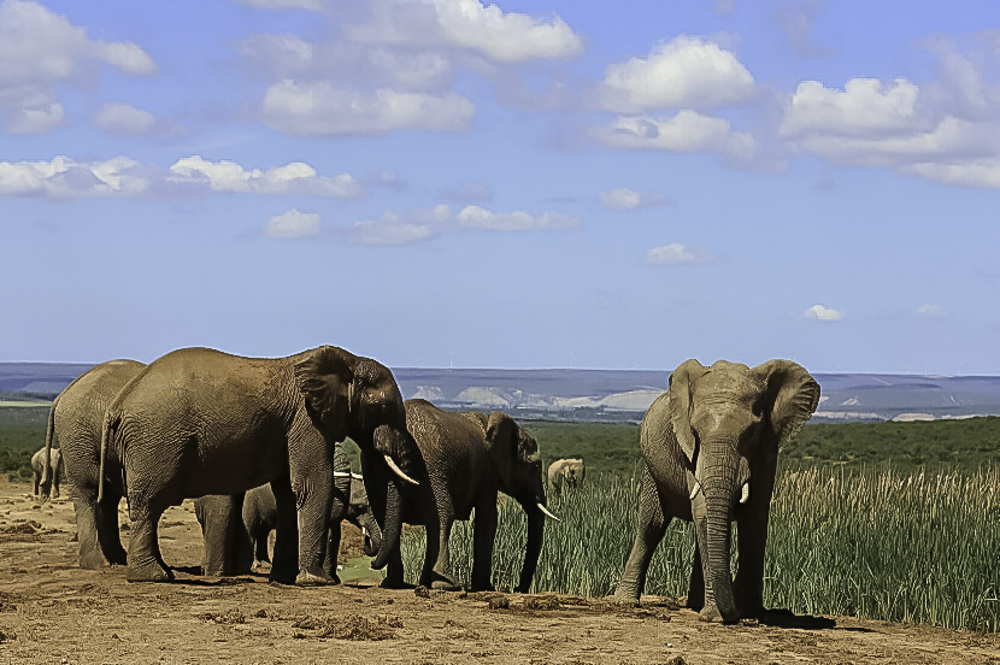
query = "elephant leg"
xmin=733 ymin=497 xmax=774 ymax=617
xmin=381 ymin=546 xmax=408 ymax=589
xmin=614 ymin=465 xmax=668 ymax=605
xmin=326 ymin=522 xmax=343 ymax=583
xmin=73 ymin=493 xmax=109 ymax=569
xmin=125 ymin=493 xmax=172 ymax=583
xmin=470 ymin=501 xmax=497 ymax=592
xmin=269 ymin=477 xmax=298 ymax=584
xmin=686 ymin=540 xmax=705 ymax=610
xmin=96 ymin=489 xmax=127 ymax=566
xmin=293 ymin=477 xmax=335 ymax=586
xmin=425 ymin=515 xmax=462 ymax=591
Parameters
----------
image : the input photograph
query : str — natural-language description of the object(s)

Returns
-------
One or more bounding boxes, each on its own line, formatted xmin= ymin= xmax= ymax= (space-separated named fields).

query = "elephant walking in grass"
xmin=379 ymin=399 xmax=558 ymax=592
xmin=547 ymin=458 xmax=585 ymax=494
xmin=614 ymin=359 xmax=819 ymax=623
xmin=99 ymin=345 xmax=420 ymax=585
xmin=43 ymin=359 xmax=146 ymax=568
xmin=32 ymin=446 xmax=64 ymax=498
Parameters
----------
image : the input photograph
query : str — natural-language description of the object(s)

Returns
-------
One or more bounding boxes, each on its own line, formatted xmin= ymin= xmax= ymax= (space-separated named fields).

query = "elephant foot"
xmin=126 ymin=560 xmax=174 ymax=583
xmin=699 ymin=603 xmax=738 ymax=624
xmin=79 ymin=550 xmax=112 ymax=570
xmin=379 ymin=577 xmax=413 ymax=590
xmin=295 ymin=570 xmax=334 ymax=586
xmin=613 ymin=591 xmax=640 ymax=606
xmin=431 ymin=579 xmax=464 ymax=592
xmin=251 ymin=560 xmax=272 ymax=575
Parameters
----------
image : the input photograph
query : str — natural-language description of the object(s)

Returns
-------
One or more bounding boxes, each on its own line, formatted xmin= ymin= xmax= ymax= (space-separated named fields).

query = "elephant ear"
xmin=292 ymin=345 xmax=357 ymax=443
xmin=668 ymin=359 xmax=706 ymax=463
xmin=486 ymin=411 xmax=538 ymax=464
xmin=752 ymin=359 xmax=820 ymax=449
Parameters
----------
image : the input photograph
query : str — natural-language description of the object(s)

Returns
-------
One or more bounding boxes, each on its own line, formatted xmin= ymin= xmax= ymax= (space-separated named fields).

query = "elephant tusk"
xmin=689 ymin=481 xmax=701 ymax=501
xmin=351 ymin=472 xmax=364 ymax=481
xmin=740 ymin=482 xmax=750 ymax=504
xmin=333 ymin=471 xmax=352 ymax=478
xmin=384 ymin=454 xmax=419 ymax=485
xmin=537 ymin=503 xmax=560 ymax=521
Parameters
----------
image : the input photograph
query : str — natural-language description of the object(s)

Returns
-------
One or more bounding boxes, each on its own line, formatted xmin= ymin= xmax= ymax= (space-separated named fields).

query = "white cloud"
xmin=592 ymin=110 xmax=755 ymax=158
xmin=902 ymin=159 xmax=1000 ymax=188
xmin=350 ymin=211 xmax=436 ymax=246
xmin=781 ymin=78 xmax=923 ymax=140
xmin=805 ymin=304 xmax=844 ymax=321
xmin=0 ymin=156 xmax=148 ymax=197
xmin=599 ymin=37 xmax=755 ymax=113
xmin=93 ymin=103 xmax=172 ymax=136
xmin=265 ymin=209 xmax=322 ymax=238
xmin=0 ymin=0 xmax=156 ymax=133
xmin=645 ymin=243 xmax=711 ymax=265
xmin=168 ymin=156 xmax=362 ymax=198
xmin=352 ymin=0 xmax=582 ymax=64
xmin=262 ymin=81 xmax=475 ymax=136
xmin=456 ymin=205 xmax=580 ymax=231
xmin=599 ymin=188 xmax=670 ymax=210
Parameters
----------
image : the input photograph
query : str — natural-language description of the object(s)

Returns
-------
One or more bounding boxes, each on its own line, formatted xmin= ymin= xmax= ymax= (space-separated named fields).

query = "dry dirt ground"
xmin=1 ymin=478 xmax=998 ymax=665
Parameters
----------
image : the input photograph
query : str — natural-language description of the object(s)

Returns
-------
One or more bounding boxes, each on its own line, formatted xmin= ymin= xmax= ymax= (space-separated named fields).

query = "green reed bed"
xmin=400 ymin=465 xmax=1000 ymax=632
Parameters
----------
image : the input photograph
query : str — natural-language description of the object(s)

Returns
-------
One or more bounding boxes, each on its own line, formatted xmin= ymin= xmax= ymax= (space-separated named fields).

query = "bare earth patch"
xmin=1 ymin=477 xmax=998 ymax=664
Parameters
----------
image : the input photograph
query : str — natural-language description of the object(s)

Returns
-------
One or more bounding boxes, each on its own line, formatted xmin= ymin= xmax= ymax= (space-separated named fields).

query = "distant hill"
xmin=2 ymin=362 xmax=998 ymax=423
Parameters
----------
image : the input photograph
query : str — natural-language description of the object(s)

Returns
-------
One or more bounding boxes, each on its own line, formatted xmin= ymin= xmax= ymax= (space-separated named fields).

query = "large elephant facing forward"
xmin=44 ymin=359 xmax=146 ymax=569
xmin=100 ymin=345 xmax=419 ymax=585
xmin=614 ymin=359 xmax=819 ymax=623
xmin=379 ymin=399 xmax=558 ymax=593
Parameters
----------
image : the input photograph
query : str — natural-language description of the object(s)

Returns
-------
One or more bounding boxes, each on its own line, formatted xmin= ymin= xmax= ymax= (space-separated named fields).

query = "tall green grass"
xmin=400 ymin=466 xmax=1000 ymax=632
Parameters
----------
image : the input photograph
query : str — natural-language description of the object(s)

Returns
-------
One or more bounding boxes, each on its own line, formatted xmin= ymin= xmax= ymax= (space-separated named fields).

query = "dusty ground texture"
xmin=2 ymin=479 xmax=998 ymax=665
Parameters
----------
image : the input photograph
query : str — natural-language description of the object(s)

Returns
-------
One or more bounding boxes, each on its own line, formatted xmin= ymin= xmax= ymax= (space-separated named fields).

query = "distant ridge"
xmin=2 ymin=362 xmax=998 ymax=423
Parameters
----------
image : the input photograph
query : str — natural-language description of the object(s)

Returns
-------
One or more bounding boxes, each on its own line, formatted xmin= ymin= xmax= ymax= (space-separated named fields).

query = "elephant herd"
xmin=35 ymin=345 xmax=819 ymax=624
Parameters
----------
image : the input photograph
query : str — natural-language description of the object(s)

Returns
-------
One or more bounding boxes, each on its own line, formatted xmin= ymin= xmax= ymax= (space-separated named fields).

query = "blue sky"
xmin=1 ymin=0 xmax=998 ymax=374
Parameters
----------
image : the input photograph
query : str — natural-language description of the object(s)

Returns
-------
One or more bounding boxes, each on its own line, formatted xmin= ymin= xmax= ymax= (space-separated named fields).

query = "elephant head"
xmin=292 ymin=345 xmax=419 ymax=571
xmin=483 ymin=411 xmax=558 ymax=593
xmin=670 ymin=358 xmax=819 ymax=622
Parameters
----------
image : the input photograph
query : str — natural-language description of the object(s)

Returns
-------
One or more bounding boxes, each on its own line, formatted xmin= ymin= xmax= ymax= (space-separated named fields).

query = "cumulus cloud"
xmin=0 ymin=0 xmax=156 ymax=133
xmin=599 ymin=188 xmax=670 ymax=210
xmin=350 ymin=0 xmax=583 ymax=64
xmin=781 ymin=78 xmax=924 ymax=140
xmin=805 ymin=304 xmax=844 ymax=321
xmin=93 ymin=103 xmax=179 ymax=136
xmin=168 ymin=156 xmax=362 ymax=198
xmin=265 ymin=209 xmax=322 ymax=238
xmin=599 ymin=37 xmax=755 ymax=113
xmin=645 ymin=243 xmax=712 ymax=265
xmin=0 ymin=155 xmax=366 ymax=199
xmin=262 ymin=81 xmax=475 ymax=136
xmin=0 ymin=156 xmax=149 ymax=197
xmin=591 ymin=110 xmax=756 ymax=159
xmin=347 ymin=203 xmax=580 ymax=246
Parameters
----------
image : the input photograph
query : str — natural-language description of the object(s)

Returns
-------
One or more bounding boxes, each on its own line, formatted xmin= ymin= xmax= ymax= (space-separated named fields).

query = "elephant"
xmin=378 ymin=399 xmax=559 ymax=593
xmin=547 ymin=458 xmax=585 ymax=494
xmin=32 ymin=446 xmax=64 ymax=498
xmin=42 ymin=359 xmax=146 ymax=568
xmin=614 ymin=359 xmax=819 ymax=623
xmin=98 ymin=345 xmax=420 ymax=585
xmin=193 ymin=443 xmax=379 ymax=580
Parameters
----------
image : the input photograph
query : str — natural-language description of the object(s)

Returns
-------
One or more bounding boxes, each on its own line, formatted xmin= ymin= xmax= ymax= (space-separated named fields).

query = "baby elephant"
xmin=243 ymin=475 xmax=377 ymax=581
xmin=548 ymin=458 xmax=585 ymax=494
xmin=32 ymin=447 xmax=64 ymax=499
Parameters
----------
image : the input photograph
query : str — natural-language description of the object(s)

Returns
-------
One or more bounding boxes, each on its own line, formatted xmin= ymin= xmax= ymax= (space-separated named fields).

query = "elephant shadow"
xmin=754 ymin=608 xmax=840 ymax=630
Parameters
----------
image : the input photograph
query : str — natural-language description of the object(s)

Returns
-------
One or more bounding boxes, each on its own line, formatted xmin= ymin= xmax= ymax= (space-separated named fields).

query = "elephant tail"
xmin=40 ymin=397 xmax=57 ymax=502
xmin=98 ymin=408 xmax=122 ymax=504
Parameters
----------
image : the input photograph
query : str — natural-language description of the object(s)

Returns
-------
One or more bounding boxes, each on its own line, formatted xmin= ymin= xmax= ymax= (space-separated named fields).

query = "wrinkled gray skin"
xmin=614 ymin=359 xmax=819 ymax=623
xmin=32 ymin=446 xmax=64 ymax=498
xmin=379 ymin=399 xmax=552 ymax=593
xmin=42 ymin=359 xmax=145 ymax=569
xmin=547 ymin=458 xmax=585 ymax=494
xmin=99 ymin=345 xmax=419 ymax=586
xmin=194 ymin=444 xmax=379 ymax=580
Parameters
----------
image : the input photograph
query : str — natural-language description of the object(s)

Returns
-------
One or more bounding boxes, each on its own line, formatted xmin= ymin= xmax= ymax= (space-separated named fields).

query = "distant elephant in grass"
xmin=547 ymin=458 xmax=585 ymax=494
xmin=32 ymin=446 xmax=64 ymax=498
xmin=42 ymin=359 xmax=146 ymax=569
xmin=379 ymin=399 xmax=559 ymax=593
xmin=99 ymin=345 xmax=420 ymax=585
xmin=614 ymin=359 xmax=819 ymax=623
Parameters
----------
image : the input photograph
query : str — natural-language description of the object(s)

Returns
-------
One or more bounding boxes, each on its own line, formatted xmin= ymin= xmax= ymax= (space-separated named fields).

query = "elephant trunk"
xmin=700 ymin=474 xmax=739 ymax=623
xmin=370 ymin=478 xmax=402 ymax=570
xmin=360 ymin=510 xmax=382 ymax=557
xmin=515 ymin=503 xmax=545 ymax=593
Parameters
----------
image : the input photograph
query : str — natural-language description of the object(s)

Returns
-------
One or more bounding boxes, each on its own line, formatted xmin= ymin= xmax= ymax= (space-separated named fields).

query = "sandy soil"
xmin=1 ymin=478 xmax=998 ymax=665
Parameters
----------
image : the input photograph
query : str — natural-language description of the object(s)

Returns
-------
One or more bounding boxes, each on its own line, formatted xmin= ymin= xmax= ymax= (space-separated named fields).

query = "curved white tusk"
xmin=740 ymin=482 xmax=750 ymax=504
xmin=384 ymin=454 xmax=419 ymax=485
xmin=689 ymin=481 xmax=701 ymax=501
xmin=537 ymin=503 xmax=560 ymax=521
xmin=351 ymin=472 xmax=364 ymax=481
xmin=333 ymin=471 xmax=352 ymax=478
